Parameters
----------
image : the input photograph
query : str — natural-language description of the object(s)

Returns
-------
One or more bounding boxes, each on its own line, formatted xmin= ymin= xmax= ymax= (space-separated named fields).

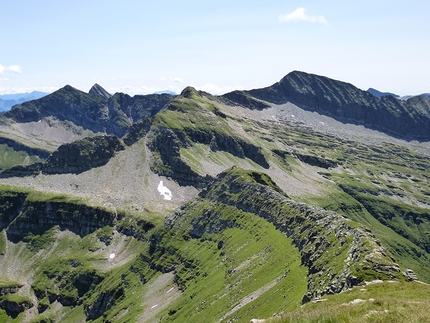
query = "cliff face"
xmin=0 ymin=190 xmax=117 ymax=242
xmin=2 ymin=85 xmax=175 ymax=137
xmin=148 ymin=87 xmax=269 ymax=186
xmin=166 ymin=168 xmax=401 ymax=302
xmin=243 ymin=71 xmax=430 ymax=139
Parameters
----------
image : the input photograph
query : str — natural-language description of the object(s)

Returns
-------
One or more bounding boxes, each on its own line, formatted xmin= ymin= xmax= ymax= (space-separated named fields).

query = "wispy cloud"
xmin=0 ymin=85 xmax=56 ymax=95
xmin=196 ymin=83 xmax=244 ymax=95
xmin=108 ymin=84 xmax=182 ymax=96
xmin=0 ymin=64 xmax=22 ymax=74
xmin=170 ymin=76 xmax=184 ymax=83
xmin=161 ymin=76 xmax=184 ymax=83
xmin=279 ymin=7 xmax=327 ymax=24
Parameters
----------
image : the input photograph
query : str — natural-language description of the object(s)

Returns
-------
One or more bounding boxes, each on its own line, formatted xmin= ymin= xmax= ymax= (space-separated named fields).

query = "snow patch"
xmin=109 ymin=253 xmax=116 ymax=259
xmin=158 ymin=181 xmax=172 ymax=200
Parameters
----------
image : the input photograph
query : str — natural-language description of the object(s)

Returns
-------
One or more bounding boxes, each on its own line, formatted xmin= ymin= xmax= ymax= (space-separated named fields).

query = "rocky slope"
xmin=0 ymin=71 xmax=429 ymax=322
xmin=225 ymin=70 xmax=430 ymax=139
xmin=2 ymin=84 xmax=174 ymax=138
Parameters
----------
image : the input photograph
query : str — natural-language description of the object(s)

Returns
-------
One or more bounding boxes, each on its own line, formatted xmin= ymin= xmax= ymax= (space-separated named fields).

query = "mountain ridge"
xmin=224 ymin=70 xmax=430 ymax=140
xmin=0 ymin=70 xmax=429 ymax=322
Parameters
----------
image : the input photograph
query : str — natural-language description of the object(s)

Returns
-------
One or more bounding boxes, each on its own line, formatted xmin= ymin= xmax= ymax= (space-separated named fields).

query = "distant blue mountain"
xmin=153 ymin=90 xmax=177 ymax=95
xmin=0 ymin=91 xmax=48 ymax=111
xmin=367 ymin=88 xmax=399 ymax=99
xmin=367 ymin=88 xmax=430 ymax=101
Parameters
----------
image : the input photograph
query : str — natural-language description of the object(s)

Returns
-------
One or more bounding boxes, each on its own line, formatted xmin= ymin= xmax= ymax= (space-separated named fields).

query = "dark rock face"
xmin=0 ymin=191 xmax=28 ymax=231
xmin=42 ymin=135 xmax=124 ymax=174
xmin=182 ymin=168 xmax=401 ymax=302
xmin=85 ymin=287 xmax=125 ymax=320
xmin=221 ymin=90 xmax=270 ymax=110
xmin=0 ymin=191 xmax=117 ymax=242
xmin=2 ymin=85 xmax=174 ymax=137
xmin=4 ymin=85 xmax=109 ymax=132
xmin=122 ymin=118 xmax=153 ymax=146
xmin=0 ymin=135 xmax=124 ymax=177
xmin=242 ymin=71 xmax=430 ymax=139
xmin=105 ymin=92 xmax=174 ymax=136
xmin=149 ymin=126 xmax=212 ymax=187
xmin=89 ymin=83 xmax=112 ymax=99
xmin=0 ymin=299 xmax=33 ymax=318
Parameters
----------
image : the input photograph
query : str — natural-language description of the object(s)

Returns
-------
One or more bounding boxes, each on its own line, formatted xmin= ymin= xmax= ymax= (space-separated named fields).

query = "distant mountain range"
xmin=0 ymin=91 xmax=48 ymax=112
xmin=0 ymin=89 xmax=179 ymax=112
xmin=367 ymin=87 xmax=430 ymax=100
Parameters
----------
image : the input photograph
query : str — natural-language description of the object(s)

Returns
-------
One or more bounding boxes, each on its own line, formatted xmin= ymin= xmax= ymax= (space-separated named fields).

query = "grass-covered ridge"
xmin=202 ymin=168 xmax=402 ymax=301
xmin=148 ymin=87 xmax=269 ymax=185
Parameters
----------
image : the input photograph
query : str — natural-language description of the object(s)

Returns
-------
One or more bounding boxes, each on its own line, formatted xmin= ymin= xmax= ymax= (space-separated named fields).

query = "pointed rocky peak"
xmin=89 ymin=83 xmax=112 ymax=99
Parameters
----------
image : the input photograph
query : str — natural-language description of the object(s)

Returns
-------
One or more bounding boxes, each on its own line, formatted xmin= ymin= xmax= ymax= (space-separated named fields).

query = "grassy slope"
xmin=0 ymin=183 xmax=307 ymax=323
xmin=0 ymin=89 xmax=429 ymax=322
xmin=276 ymin=281 xmax=430 ymax=323
xmin=0 ymin=144 xmax=42 ymax=170
xmin=154 ymin=199 xmax=307 ymax=323
xmin=166 ymin=96 xmax=430 ymax=286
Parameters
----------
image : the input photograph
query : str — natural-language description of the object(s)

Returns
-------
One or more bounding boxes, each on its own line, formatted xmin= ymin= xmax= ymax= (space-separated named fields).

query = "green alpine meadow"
xmin=0 ymin=71 xmax=429 ymax=322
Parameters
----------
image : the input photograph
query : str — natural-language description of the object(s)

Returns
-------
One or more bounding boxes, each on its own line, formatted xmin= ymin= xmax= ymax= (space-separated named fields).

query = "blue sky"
xmin=1 ymin=1 xmax=429 ymax=95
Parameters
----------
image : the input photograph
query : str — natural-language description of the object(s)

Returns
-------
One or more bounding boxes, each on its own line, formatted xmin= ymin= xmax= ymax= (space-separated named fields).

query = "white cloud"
xmin=0 ymin=85 xmax=57 ymax=95
xmin=107 ymin=84 xmax=181 ymax=96
xmin=279 ymin=7 xmax=327 ymax=24
xmin=0 ymin=64 xmax=22 ymax=74
xmin=170 ymin=76 xmax=184 ymax=83
xmin=196 ymin=83 xmax=244 ymax=95
xmin=7 ymin=65 xmax=22 ymax=73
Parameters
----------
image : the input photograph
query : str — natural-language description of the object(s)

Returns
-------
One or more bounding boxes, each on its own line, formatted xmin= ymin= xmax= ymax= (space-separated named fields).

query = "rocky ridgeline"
xmin=2 ymin=84 xmax=174 ymax=137
xmin=240 ymin=71 xmax=430 ymax=139
xmin=148 ymin=87 xmax=269 ymax=186
xmin=0 ymin=187 xmax=157 ymax=319
xmin=0 ymin=134 xmax=124 ymax=177
xmin=0 ymin=190 xmax=117 ymax=242
xmin=176 ymin=167 xmax=402 ymax=302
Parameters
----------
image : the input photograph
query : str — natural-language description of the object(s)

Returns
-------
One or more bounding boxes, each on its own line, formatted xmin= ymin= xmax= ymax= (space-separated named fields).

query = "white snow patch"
xmin=158 ymin=181 xmax=172 ymax=200
xmin=150 ymin=304 xmax=158 ymax=309
xmin=291 ymin=114 xmax=295 ymax=118
xmin=109 ymin=253 xmax=116 ymax=259
xmin=166 ymin=287 xmax=174 ymax=294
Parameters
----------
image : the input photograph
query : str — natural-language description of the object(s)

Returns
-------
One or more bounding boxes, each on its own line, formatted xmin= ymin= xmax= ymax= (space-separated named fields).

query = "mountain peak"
xmin=180 ymin=86 xmax=200 ymax=98
xmin=89 ymin=83 xmax=112 ymax=99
